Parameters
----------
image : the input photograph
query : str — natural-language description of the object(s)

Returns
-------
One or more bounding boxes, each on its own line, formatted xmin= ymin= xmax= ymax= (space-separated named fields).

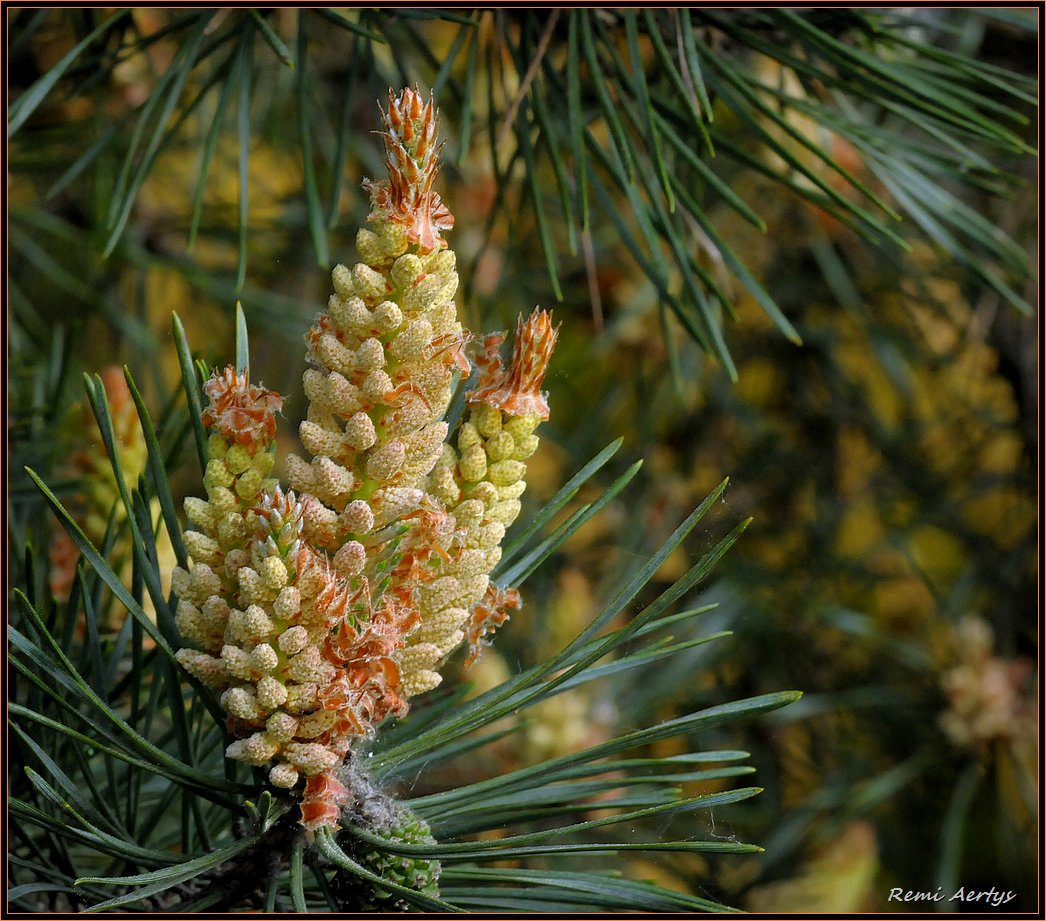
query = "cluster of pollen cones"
xmin=173 ymin=87 xmax=559 ymax=831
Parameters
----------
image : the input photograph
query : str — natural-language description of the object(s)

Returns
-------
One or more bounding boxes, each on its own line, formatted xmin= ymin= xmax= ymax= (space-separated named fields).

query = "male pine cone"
xmin=172 ymin=87 xmax=559 ymax=834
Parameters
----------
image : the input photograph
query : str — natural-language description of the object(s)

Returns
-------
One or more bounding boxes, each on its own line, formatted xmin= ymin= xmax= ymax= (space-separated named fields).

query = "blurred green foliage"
xmin=8 ymin=7 xmax=1037 ymax=913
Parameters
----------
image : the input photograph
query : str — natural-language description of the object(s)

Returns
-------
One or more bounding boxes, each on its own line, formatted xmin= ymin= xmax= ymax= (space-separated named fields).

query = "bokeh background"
xmin=8 ymin=9 xmax=1038 ymax=912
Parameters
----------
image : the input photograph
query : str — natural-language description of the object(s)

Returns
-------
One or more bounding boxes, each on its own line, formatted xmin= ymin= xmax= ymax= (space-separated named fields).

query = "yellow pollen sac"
xmin=487 ymin=459 xmax=526 ymax=488
xmin=175 ymin=649 xmax=228 ymax=688
xmin=371 ymin=486 xmax=424 ymax=526
xmin=297 ymin=709 xmax=338 ymax=738
xmin=273 ymin=586 xmax=301 ymax=621
xmin=373 ymin=300 xmax=403 ymax=334
xmin=288 ymin=647 xmax=334 ymax=684
xmin=184 ymin=496 xmax=215 ymax=530
xmin=489 ymin=499 xmax=523 ymax=526
xmin=375 ymin=220 xmax=408 ymax=258
xmin=244 ymin=604 xmax=276 ymax=641
xmin=401 ymin=669 xmax=441 ymax=697
xmin=222 ymin=687 xmax=262 ymax=720
xmin=327 ymin=373 xmax=362 ymax=415
xmin=342 ymin=412 xmax=378 ymax=451
xmin=340 ymin=500 xmax=375 ymax=535
xmin=256 ymin=675 xmax=289 ymax=710
xmin=413 ymin=606 xmax=469 ymax=649
xmin=285 ymin=683 xmax=318 ymax=714
xmin=356 ymin=227 xmax=383 ymax=264
xmin=361 ymin=370 xmax=393 ymax=402
xmin=398 ymin=642 xmax=442 ymax=673
xmin=217 ymin=513 xmax=247 ymax=549
xmin=302 ymin=502 xmax=338 ymax=546
xmin=457 ymin=421 xmax=482 ymax=450
xmin=284 ymin=742 xmax=339 ymax=776
xmin=430 ymin=249 xmax=456 ymax=275
xmin=237 ymin=568 xmax=270 ymax=606
xmin=450 ymin=549 xmax=488 ymax=579
xmin=355 ymin=337 xmax=386 ymax=372
xmin=203 ymin=595 xmax=231 ymax=619
xmin=221 ymin=645 xmax=256 ymax=681
xmin=224 ymin=549 xmax=249 ymax=580
xmin=259 ymin=556 xmax=289 ymax=591
xmin=330 ymin=296 xmax=370 ymax=333
xmin=268 ymin=763 xmax=299 ymax=789
xmin=252 ymin=451 xmax=275 ymax=476
xmin=391 ymin=318 xmax=433 ymax=360
xmin=204 ymin=458 xmax=234 ymax=490
xmin=188 ymin=563 xmax=222 ymax=601
xmin=503 ymin=413 xmax=541 ymax=440
xmin=285 ymin=454 xmax=316 ymax=494
xmin=175 ymin=602 xmax=205 ymax=643
xmin=453 ymin=574 xmax=490 ymax=609
xmin=184 ymin=532 xmax=220 ymax=566
xmin=209 ymin=486 xmax=238 ymax=514
xmin=498 ymin=480 xmax=527 ymax=500
xmin=473 ymin=403 xmax=502 ymax=438
xmin=251 ymin=643 xmax=279 ymax=673
xmin=225 ymin=444 xmax=252 ymax=475
xmin=235 ymin=468 xmax=263 ymax=500
xmin=223 ymin=609 xmax=249 ymax=644
xmin=429 ymin=465 xmax=460 ymax=505
xmin=469 ymin=482 xmax=499 ymax=507
xmin=404 ymin=274 xmax=441 ymax=312
xmin=207 ymin=433 xmax=229 ymax=460
xmin=459 ymin=445 xmax=487 ymax=483
xmin=468 ymin=521 xmax=506 ymax=550
xmin=277 ymin=625 xmax=309 ymax=655
xmin=315 ymin=334 xmax=356 ymax=376
xmin=438 ymin=272 xmax=459 ymax=303
xmin=391 ymin=253 xmax=424 ymax=289
xmin=366 ymin=440 xmax=407 ymax=481
xmin=352 ymin=263 xmax=389 ymax=301
xmin=313 ymin=456 xmax=355 ymax=497
xmin=227 ymin=733 xmax=279 ymax=767
xmin=333 ymin=540 xmax=366 ymax=578
xmin=332 ymin=263 xmax=355 ymax=299
xmin=484 ymin=430 xmax=516 ymax=461
xmin=453 ymin=499 xmax=485 ymax=530
xmin=266 ymin=712 xmax=299 ymax=743
xmin=511 ymin=433 xmax=540 ymax=461
xmin=419 ymin=576 xmax=460 ymax=615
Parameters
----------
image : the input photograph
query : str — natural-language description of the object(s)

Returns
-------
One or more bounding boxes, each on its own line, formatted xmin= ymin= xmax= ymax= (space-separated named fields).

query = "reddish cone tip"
xmin=467 ymin=308 xmax=559 ymax=420
xmin=363 ymin=87 xmax=455 ymax=253
xmin=201 ymin=367 xmax=283 ymax=450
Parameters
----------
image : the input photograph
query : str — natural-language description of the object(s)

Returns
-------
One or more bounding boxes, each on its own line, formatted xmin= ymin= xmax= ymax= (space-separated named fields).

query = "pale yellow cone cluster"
xmin=283 ymin=217 xmax=470 ymax=703
xmin=397 ymin=310 xmax=558 ymax=685
xmin=171 ymin=369 xmax=282 ymax=657
xmin=170 ymin=89 xmax=559 ymax=831
xmin=285 ymin=221 xmax=464 ymax=554
xmin=175 ymin=370 xmax=399 ymax=791
xmin=410 ymin=407 xmax=540 ymax=670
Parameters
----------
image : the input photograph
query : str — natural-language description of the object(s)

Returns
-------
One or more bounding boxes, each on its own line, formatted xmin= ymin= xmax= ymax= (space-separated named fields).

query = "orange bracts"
xmin=201 ymin=366 xmax=283 ymax=451
xmin=469 ymin=308 xmax=560 ymax=421
xmin=465 ymin=585 xmax=523 ymax=669
xmin=300 ymin=772 xmax=352 ymax=832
